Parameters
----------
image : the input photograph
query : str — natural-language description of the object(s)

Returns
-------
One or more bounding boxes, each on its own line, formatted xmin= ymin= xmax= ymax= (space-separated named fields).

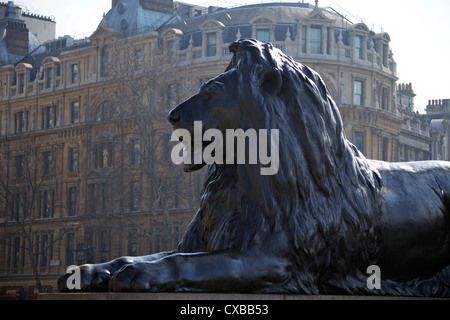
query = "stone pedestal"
xmin=38 ymin=293 xmax=431 ymax=300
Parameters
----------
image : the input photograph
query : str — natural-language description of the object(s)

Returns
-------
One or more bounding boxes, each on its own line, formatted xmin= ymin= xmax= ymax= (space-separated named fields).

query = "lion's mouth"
xmin=180 ymin=136 xmax=208 ymax=172
xmin=184 ymin=162 xmax=206 ymax=172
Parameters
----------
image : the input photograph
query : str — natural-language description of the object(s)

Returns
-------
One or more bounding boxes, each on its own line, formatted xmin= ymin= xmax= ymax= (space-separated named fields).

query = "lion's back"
xmin=371 ymin=160 xmax=450 ymax=281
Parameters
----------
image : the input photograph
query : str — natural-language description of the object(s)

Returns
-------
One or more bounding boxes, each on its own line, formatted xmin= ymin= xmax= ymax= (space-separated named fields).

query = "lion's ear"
xmin=259 ymin=69 xmax=282 ymax=95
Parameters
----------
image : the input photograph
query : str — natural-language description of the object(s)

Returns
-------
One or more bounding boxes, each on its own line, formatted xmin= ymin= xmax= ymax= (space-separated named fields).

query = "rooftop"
xmin=99 ymin=0 xmax=180 ymax=36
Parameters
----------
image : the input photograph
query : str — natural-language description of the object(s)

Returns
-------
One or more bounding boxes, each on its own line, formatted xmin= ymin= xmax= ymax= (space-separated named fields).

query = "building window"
xmin=130 ymin=181 xmax=141 ymax=212
xmin=101 ymin=183 xmax=111 ymax=214
xmin=355 ymin=36 xmax=363 ymax=60
xmin=354 ymin=131 xmax=364 ymax=154
xmin=310 ymin=26 xmax=322 ymax=54
xmin=67 ymin=187 xmax=77 ymax=216
xmin=256 ymin=29 xmax=270 ymax=42
xmin=71 ymin=101 xmax=80 ymax=124
xmin=326 ymin=27 xmax=332 ymax=55
xmin=128 ymin=230 xmax=138 ymax=256
xmin=87 ymin=184 xmax=96 ymax=214
xmin=100 ymin=230 xmax=110 ymax=262
xmin=302 ymin=26 xmax=307 ymax=53
xmin=94 ymin=143 xmax=113 ymax=169
xmin=40 ymin=190 xmax=55 ymax=218
xmin=353 ymin=80 xmax=364 ymax=106
xmin=69 ymin=147 xmax=78 ymax=172
xmin=13 ymin=192 xmax=27 ymax=221
xmin=13 ymin=237 xmax=21 ymax=268
xmin=42 ymin=106 xmax=56 ymax=129
xmin=43 ymin=151 xmax=52 ymax=175
xmin=382 ymin=137 xmax=389 ymax=161
xmin=71 ymin=63 xmax=79 ymax=83
xmin=206 ymin=32 xmax=217 ymax=57
xmin=46 ymin=67 xmax=53 ymax=88
xmin=383 ymin=44 xmax=389 ymax=68
xmin=95 ymin=101 xmax=114 ymax=122
xmin=381 ymin=87 xmax=389 ymax=110
xmin=41 ymin=235 xmax=49 ymax=267
xmin=19 ymin=73 xmax=25 ymax=94
xmin=15 ymin=155 xmax=23 ymax=178
xmin=166 ymin=40 xmax=175 ymax=60
xmin=101 ymin=46 xmax=109 ymax=77
xmin=66 ymin=233 xmax=75 ymax=266
xmin=131 ymin=138 xmax=140 ymax=165
xmin=14 ymin=111 xmax=26 ymax=134
xmin=55 ymin=63 xmax=61 ymax=77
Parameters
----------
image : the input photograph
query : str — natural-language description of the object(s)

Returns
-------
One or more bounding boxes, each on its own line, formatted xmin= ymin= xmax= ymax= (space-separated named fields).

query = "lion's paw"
xmin=58 ymin=264 xmax=112 ymax=292
xmin=110 ymin=262 xmax=175 ymax=292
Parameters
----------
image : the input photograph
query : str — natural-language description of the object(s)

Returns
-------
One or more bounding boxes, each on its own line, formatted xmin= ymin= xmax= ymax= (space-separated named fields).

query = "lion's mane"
xmin=178 ymin=39 xmax=386 ymax=294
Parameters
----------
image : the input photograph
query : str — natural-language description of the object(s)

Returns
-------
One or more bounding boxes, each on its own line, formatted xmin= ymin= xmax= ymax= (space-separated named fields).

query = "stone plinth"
xmin=38 ymin=293 xmax=433 ymax=300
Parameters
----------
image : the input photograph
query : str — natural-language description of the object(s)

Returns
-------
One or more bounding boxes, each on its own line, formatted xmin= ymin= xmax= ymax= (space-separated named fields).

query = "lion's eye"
xmin=203 ymin=90 xmax=222 ymax=101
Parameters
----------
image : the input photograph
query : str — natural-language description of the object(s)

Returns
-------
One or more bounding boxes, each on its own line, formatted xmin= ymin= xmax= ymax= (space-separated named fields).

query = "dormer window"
xmin=206 ymin=32 xmax=217 ymax=57
xmin=310 ymin=26 xmax=322 ymax=54
xmin=200 ymin=20 xmax=224 ymax=58
xmin=355 ymin=36 xmax=363 ymax=60
xmin=167 ymin=40 xmax=175 ymax=59
xmin=41 ymin=57 xmax=61 ymax=89
xmin=251 ymin=17 xmax=274 ymax=43
xmin=55 ymin=63 xmax=61 ymax=77
xmin=15 ymin=63 xmax=33 ymax=95
xmin=256 ymin=29 xmax=270 ymax=42
xmin=45 ymin=67 xmax=53 ymax=89
xmin=18 ymin=73 xmax=25 ymax=94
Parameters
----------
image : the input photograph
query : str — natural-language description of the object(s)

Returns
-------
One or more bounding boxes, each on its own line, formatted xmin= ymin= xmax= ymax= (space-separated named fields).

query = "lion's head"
xmin=169 ymin=39 xmax=383 ymax=293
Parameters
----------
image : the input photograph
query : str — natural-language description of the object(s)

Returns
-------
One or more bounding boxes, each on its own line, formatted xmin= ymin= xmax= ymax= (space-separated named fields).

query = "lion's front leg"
xmin=58 ymin=251 xmax=175 ymax=292
xmin=110 ymin=251 xmax=290 ymax=293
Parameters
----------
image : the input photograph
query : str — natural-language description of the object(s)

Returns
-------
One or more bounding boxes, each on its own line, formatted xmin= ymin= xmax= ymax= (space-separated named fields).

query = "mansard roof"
xmin=161 ymin=3 xmax=351 ymax=35
xmin=94 ymin=0 xmax=180 ymax=37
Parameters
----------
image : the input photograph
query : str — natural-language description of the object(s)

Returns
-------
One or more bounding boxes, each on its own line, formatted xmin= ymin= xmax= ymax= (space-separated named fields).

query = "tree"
xmin=0 ymin=137 xmax=69 ymax=293
xmin=88 ymin=35 xmax=203 ymax=252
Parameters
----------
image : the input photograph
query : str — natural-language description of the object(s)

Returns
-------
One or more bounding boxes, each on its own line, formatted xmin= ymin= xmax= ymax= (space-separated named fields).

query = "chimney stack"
xmin=3 ymin=1 xmax=29 ymax=56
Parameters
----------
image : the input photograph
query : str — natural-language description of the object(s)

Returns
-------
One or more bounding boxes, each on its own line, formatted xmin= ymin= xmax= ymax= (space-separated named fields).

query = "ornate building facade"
xmin=425 ymin=99 xmax=450 ymax=161
xmin=397 ymin=83 xmax=432 ymax=161
xmin=0 ymin=0 xmax=433 ymax=298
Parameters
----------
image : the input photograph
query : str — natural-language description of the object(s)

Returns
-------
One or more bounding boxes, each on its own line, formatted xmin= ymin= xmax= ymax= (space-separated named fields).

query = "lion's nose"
xmin=167 ymin=111 xmax=180 ymax=125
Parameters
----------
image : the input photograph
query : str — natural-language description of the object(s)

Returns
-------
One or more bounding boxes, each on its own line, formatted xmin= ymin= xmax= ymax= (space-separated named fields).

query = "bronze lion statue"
xmin=59 ymin=39 xmax=450 ymax=297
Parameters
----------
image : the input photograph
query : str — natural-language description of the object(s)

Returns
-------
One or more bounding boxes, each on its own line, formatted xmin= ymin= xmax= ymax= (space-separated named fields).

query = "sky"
xmin=14 ymin=0 xmax=450 ymax=113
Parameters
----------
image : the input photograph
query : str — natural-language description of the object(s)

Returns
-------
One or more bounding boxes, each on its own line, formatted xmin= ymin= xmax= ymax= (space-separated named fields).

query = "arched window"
xmin=101 ymin=46 xmax=109 ymax=77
